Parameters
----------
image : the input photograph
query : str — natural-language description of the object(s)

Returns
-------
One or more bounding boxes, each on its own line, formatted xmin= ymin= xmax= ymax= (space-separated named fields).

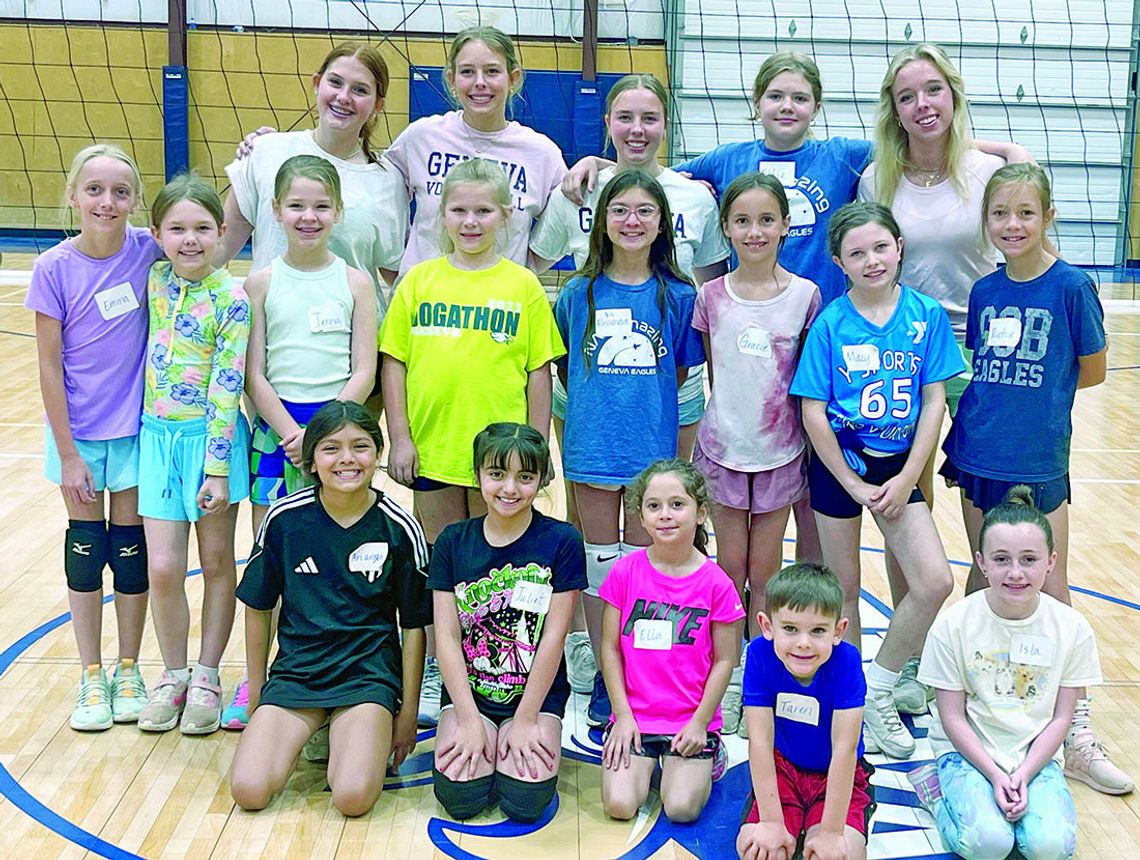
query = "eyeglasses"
xmin=606 ymin=204 xmax=660 ymax=221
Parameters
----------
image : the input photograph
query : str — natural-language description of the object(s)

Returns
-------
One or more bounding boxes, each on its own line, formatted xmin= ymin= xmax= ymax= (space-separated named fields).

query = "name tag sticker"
xmin=94 ymin=282 xmax=140 ymax=321
xmin=775 ymin=692 xmax=820 ymax=726
xmin=632 ymin=619 xmax=673 ymax=650
xmin=348 ymin=541 xmax=389 ymax=583
xmin=510 ymin=580 xmax=553 ymax=614
xmin=987 ymin=317 xmax=1022 ymax=349
xmin=309 ymin=301 xmax=349 ymax=333
xmin=737 ymin=327 xmax=773 ymax=358
xmin=842 ymin=344 xmax=881 ymax=373
xmin=1010 ymin=634 xmax=1053 ymax=667
xmin=596 ymin=308 xmax=633 ymax=338
xmin=758 ymin=161 xmax=796 ymax=185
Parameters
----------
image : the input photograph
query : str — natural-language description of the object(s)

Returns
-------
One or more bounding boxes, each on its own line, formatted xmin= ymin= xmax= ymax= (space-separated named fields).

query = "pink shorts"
xmin=693 ymin=443 xmax=807 ymax=515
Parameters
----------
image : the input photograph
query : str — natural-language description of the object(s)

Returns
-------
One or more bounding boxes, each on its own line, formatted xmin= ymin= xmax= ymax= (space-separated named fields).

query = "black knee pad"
xmin=495 ymin=773 xmax=557 ymax=824
xmin=432 ymin=769 xmax=493 ymax=820
xmin=65 ymin=520 xmax=108 ymax=593
xmin=108 ymin=523 xmax=148 ymax=595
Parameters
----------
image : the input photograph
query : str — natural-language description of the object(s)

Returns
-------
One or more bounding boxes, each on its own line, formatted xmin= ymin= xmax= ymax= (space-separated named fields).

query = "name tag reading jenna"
xmin=775 ymin=692 xmax=821 ymax=726
xmin=596 ymin=308 xmax=633 ymax=338
xmin=738 ymin=327 xmax=773 ymax=358
xmin=309 ymin=302 xmax=349 ymax=333
xmin=349 ymin=542 xmax=389 ymax=583
xmin=509 ymin=580 xmax=552 ymax=614
xmin=842 ymin=344 xmax=881 ymax=373
xmin=987 ymin=317 xmax=1022 ymax=349
xmin=632 ymin=619 xmax=673 ymax=650
xmin=1009 ymin=634 xmax=1053 ymax=667
xmin=94 ymin=282 xmax=140 ymax=321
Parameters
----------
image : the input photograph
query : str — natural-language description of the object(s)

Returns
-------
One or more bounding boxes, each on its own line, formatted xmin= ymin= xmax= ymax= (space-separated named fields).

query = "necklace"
xmin=461 ymin=112 xmax=510 ymax=155
xmin=909 ymin=163 xmax=947 ymax=187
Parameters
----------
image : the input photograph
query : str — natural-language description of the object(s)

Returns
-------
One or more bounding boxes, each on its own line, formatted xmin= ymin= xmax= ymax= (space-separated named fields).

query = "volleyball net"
xmin=0 ymin=0 xmax=1135 ymax=271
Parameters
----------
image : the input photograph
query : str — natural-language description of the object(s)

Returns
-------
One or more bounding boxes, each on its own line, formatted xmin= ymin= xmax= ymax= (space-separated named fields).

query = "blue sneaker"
xmin=221 ymin=679 xmax=249 ymax=731
xmin=587 ymin=671 xmax=611 ymax=726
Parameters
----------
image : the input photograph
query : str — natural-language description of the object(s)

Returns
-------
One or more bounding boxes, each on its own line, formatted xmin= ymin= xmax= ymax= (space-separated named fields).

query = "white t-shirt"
xmin=530 ymin=165 xmax=730 ymax=275
xmin=858 ymin=149 xmax=1003 ymax=339
xmin=225 ymin=130 xmax=409 ymax=312
xmin=918 ymin=591 xmax=1102 ymax=774
xmin=383 ymin=110 xmax=568 ymax=276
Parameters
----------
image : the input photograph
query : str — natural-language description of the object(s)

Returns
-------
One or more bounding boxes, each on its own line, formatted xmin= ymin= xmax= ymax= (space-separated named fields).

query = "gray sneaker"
xmin=863 ymin=687 xmax=916 ymax=759
xmin=565 ymin=631 xmax=597 ymax=694
xmin=893 ymin=657 xmax=932 ymax=715
xmin=417 ymin=657 xmax=442 ymax=727
xmin=721 ymin=664 xmax=744 ymax=734
xmin=179 ymin=676 xmax=222 ymax=735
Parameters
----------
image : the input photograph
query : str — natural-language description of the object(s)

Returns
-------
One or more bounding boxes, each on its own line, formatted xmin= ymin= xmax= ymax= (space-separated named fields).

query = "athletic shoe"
xmin=110 ymin=659 xmax=147 ymax=723
xmin=863 ymin=687 xmax=915 ymax=759
xmin=221 ymin=680 xmax=249 ymax=731
xmin=1064 ymin=727 xmax=1135 ymax=795
xmin=303 ymin=724 xmax=331 ymax=763
xmin=417 ymin=657 xmax=442 ymax=727
xmin=565 ymin=632 xmax=597 ymax=694
xmin=180 ymin=675 xmax=223 ymax=735
xmin=70 ymin=665 xmax=113 ymax=732
xmin=721 ymin=672 xmax=743 ymax=734
xmin=893 ymin=657 xmax=931 ymax=715
xmin=711 ymin=736 xmax=728 ymax=782
xmin=737 ymin=714 xmax=749 ymax=739
xmin=137 ymin=671 xmax=188 ymax=732
xmin=587 ymin=671 xmax=611 ymax=726
xmin=907 ymin=763 xmax=943 ymax=812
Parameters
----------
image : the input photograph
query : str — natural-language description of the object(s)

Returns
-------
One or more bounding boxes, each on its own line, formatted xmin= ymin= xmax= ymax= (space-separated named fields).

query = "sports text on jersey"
xmin=972 ymin=305 xmax=1052 ymax=390
xmin=410 ymin=299 xmax=521 ymax=340
xmin=424 ymin=151 xmax=529 ymax=211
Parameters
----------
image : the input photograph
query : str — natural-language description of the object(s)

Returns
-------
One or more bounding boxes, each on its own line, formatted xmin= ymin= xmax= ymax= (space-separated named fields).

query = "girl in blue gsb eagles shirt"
xmin=790 ymin=201 xmax=963 ymax=762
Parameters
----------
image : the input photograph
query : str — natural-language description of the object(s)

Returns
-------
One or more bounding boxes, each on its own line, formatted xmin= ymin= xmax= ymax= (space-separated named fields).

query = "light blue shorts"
xmin=44 ymin=427 xmax=139 ymax=493
xmin=553 ymin=365 xmax=707 ymax=425
xmin=138 ymin=414 xmax=251 ymax=522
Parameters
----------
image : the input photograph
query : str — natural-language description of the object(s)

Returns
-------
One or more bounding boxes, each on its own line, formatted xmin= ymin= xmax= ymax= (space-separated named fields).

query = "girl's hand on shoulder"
xmin=236 ymin=126 xmax=276 ymax=160
xmin=282 ymin=429 xmax=304 ymax=466
xmin=390 ymin=705 xmax=418 ymax=769
xmin=602 ymin=714 xmax=641 ymax=771
xmin=803 ymin=829 xmax=847 ymax=860
xmin=498 ymin=715 xmax=556 ymax=779
xmin=436 ymin=714 xmax=493 ymax=781
xmin=387 ymin=436 xmax=419 ymax=487
xmin=741 ymin=821 xmax=797 ymax=860
xmin=560 ymin=157 xmax=598 ymax=205
xmin=869 ymin=473 xmax=913 ymax=521
xmin=197 ymin=475 xmax=231 ymax=515
xmin=61 ymin=453 xmax=97 ymax=505
xmin=669 ymin=716 xmax=709 ymax=758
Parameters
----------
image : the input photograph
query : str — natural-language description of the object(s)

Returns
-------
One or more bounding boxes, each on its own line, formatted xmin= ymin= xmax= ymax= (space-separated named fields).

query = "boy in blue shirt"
xmin=737 ymin=564 xmax=873 ymax=860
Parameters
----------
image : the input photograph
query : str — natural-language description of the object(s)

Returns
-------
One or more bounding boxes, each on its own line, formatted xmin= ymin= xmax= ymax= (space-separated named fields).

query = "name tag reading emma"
xmin=775 ymin=692 xmax=820 ymax=726
xmin=94 ymin=282 xmax=140 ymax=321
xmin=738 ymin=327 xmax=773 ymax=358
xmin=596 ymin=308 xmax=633 ymax=338
xmin=842 ymin=344 xmax=881 ymax=373
xmin=309 ymin=302 xmax=349 ymax=333
xmin=632 ymin=619 xmax=673 ymax=650
xmin=1009 ymin=634 xmax=1053 ymax=667
xmin=987 ymin=317 xmax=1022 ymax=349
xmin=509 ymin=580 xmax=552 ymax=614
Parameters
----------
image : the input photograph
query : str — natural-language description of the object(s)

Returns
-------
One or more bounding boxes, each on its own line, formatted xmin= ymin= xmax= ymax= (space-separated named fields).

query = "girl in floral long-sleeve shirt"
xmin=136 ymin=173 xmax=252 ymax=736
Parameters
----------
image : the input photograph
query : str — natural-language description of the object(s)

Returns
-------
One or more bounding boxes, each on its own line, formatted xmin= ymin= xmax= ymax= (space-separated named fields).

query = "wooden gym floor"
xmin=0 ymin=255 xmax=1136 ymax=859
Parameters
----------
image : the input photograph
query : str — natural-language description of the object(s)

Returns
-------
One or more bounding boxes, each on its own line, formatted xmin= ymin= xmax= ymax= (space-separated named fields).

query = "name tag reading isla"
xmin=94 ymin=282 xmax=140 ymax=321
xmin=987 ymin=317 xmax=1022 ymax=349
xmin=738 ymin=327 xmax=773 ymax=358
xmin=1009 ymin=634 xmax=1053 ymax=667
xmin=596 ymin=308 xmax=633 ymax=338
xmin=842 ymin=344 xmax=881 ymax=373
xmin=509 ymin=580 xmax=552 ymax=614
xmin=309 ymin=301 xmax=349 ymax=333
xmin=632 ymin=619 xmax=673 ymax=650
xmin=775 ymin=692 xmax=821 ymax=726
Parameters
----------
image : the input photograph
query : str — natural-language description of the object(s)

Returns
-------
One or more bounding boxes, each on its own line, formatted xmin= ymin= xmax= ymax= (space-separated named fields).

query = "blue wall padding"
xmin=163 ymin=65 xmax=191 ymax=180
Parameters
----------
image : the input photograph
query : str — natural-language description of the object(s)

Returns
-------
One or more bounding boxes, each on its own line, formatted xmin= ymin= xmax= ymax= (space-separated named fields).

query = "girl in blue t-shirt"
xmin=553 ymin=169 xmax=706 ymax=727
xmin=939 ymin=164 xmax=1127 ymax=796
xmin=790 ymin=201 xmax=962 ymax=761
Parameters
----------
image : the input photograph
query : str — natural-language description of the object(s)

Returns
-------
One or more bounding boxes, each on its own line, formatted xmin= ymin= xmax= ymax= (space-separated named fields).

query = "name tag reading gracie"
xmin=775 ymin=692 xmax=821 ymax=726
xmin=1009 ymin=634 xmax=1053 ymax=667
xmin=632 ymin=619 xmax=673 ymax=650
xmin=509 ymin=580 xmax=552 ymax=614
xmin=94 ymin=282 xmax=140 ymax=321
xmin=738 ymin=327 xmax=773 ymax=358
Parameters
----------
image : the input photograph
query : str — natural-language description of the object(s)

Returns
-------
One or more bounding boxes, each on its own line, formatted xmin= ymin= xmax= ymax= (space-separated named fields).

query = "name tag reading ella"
xmin=775 ymin=692 xmax=820 ymax=726
xmin=1009 ymin=634 xmax=1053 ymax=667
xmin=309 ymin=302 xmax=349 ymax=333
xmin=738 ymin=327 xmax=773 ymax=358
xmin=596 ymin=308 xmax=633 ymax=338
xmin=987 ymin=317 xmax=1022 ymax=349
xmin=632 ymin=619 xmax=673 ymax=650
xmin=94 ymin=282 xmax=140 ymax=321
xmin=509 ymin=580 xmax=553 ymax=614
xmin=842 ymin=344 xmax=881 ymax=373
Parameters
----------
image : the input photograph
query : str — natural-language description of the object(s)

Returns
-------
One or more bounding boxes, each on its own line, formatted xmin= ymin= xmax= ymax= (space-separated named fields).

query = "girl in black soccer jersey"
xmin=230 ymin=401 xmax=431 ymax=817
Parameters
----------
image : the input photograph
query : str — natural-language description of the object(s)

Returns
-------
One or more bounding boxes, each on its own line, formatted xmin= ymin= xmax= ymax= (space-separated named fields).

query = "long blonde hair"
xmin=872 ymin=43 xmax=973 ymax=206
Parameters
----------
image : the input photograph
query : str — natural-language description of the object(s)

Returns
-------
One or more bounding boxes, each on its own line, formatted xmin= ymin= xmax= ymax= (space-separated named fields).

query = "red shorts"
xmin=744 ymin=749 xmax=876 ymax=837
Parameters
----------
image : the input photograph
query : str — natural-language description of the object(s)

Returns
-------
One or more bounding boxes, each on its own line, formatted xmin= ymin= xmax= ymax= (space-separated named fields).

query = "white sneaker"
xmin=863 ymin=687 xmax=915 ymax=759
xmin=417 ymin=657 xmax=442 ymax=727
xmin=1064 ymin=727 xmax=1135 ymax=795
xmin=893 ymin=656 xmax=931 ymax=715
xmin=565 ymin=632 xmax=597 ymax=694
xmin=721 ymin=660 xmax=744 ymax=734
